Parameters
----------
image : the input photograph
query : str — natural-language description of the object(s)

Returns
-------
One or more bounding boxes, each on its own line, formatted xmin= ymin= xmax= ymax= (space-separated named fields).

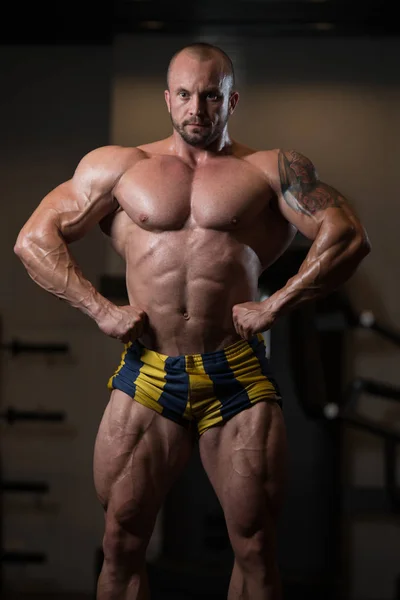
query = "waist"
xmin=136 ymin=333 xmax=263 ymax=362
xmin=138 ymin=317 xmax=242 ymax=356
xmin=132 ymin=293 xmax=259 ymax=355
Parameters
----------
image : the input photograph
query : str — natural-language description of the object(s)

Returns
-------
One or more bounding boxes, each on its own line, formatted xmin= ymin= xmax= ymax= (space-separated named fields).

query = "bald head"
xmin=167 ymin=43 xmax=235 ymax=91
xmin=164 ymin=42 xmax=239 ymax=149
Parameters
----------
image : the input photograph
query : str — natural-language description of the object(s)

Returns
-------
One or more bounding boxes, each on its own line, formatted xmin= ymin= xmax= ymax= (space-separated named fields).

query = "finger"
xmin=232 ymin=309 xmax=238 ymax=326
xmin=241 ymin=317 xmax=253 ymax=341
xmin=233 ymin=309 xmax=243 ymax=335
xmin=232 ymin=312 xmax=239 ymax=335
xmin=237 ymin=321 xmax=245 ymax=340
xmin=244 ymin=327 xmax=253 ymax=341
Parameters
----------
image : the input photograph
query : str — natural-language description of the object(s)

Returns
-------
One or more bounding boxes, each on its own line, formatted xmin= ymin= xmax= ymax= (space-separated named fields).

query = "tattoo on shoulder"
xmin=278 ymin=149 xmax=344 ymax=216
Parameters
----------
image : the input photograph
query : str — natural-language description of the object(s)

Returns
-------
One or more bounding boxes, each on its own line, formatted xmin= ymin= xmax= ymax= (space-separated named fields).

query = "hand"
xmin=232 ymin=301 xmax=275 ymax=341
xmin=96 ymin=304 xmax=147 ymax=343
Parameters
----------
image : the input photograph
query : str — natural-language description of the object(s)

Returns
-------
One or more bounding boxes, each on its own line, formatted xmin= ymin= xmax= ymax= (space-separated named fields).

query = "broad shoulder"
xmin=242 ymin=147 xmax=317 ymax=190
xmin=242 ymin=148 xmax=279 ymax=175
xmin=63 ymin=145 xmax=150 ymax=200
xmin=72 ymin=144 xmax=148 ymax=190
xmin=247 ymin=148 xmax=317 ymax=174
xmin=75 ymin=144 xmax=147 ymax=172
xmin=234 ymin=147 xmax=280 ymax=191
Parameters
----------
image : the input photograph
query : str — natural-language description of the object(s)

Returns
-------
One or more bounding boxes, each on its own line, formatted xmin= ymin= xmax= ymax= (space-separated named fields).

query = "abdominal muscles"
xmin=125 ymin=227 xmax=261 ymax=355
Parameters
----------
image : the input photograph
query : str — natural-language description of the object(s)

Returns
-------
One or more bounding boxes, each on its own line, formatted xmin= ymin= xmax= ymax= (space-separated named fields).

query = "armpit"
xmin=99 ymin=201 xmax=122 ymax=237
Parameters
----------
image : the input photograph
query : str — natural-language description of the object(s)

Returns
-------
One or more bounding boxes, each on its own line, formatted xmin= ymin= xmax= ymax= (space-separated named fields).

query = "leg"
xmin=199 ymin=401 xmax=288 ymax=600
xmin=94 ymin=389 xmax=193 ymax=600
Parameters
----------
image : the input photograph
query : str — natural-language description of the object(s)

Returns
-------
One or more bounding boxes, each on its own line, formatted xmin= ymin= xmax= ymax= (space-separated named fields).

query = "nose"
xmin=189 ymin=94 xmax=204 ymax=116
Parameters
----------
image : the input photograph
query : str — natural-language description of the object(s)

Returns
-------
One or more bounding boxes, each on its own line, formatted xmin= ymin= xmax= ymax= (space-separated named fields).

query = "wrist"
xmin=260 ymin=285 xmax=294 ymax=319
xmin=260 ymin=295 xmax=282 ymax=318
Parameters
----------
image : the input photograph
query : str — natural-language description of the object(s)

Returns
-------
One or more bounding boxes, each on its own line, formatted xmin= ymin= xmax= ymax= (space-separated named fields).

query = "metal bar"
xmin=348 ymin=377 xmax=400 ymax=402
xmin=1 ymin=340 xmax=69 ymax=355
xmin=0 ymin=407 xmax=65 ymax=424
xmin=1 ymin=481 xmax=49 ymax=493
xmin=338 ymin=412 xmax=400 ymax=443
xmin=359 ymin=310 xmax=400 ymax=347
xmin=369 ymin=322 xmax=400 ymax=347
xmin=1 ymin=551 xmax=46 ymax=563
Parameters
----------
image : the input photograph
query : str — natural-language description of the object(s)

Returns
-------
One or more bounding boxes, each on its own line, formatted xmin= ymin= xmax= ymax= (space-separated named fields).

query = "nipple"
xmin=139 ymin=213 xmax=148 ymax=223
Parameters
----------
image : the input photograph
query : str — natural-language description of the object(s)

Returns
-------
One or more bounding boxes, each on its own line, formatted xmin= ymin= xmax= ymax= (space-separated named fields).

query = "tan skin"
xmin=14 ymin=50 xmax=370 ymax=600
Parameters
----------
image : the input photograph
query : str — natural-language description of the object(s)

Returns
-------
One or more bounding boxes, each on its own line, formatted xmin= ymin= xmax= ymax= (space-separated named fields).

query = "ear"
xmin=229 ymin=91 xmax=240 ymax=115
xmin=164 ymin=89 xmax=171 ymax=113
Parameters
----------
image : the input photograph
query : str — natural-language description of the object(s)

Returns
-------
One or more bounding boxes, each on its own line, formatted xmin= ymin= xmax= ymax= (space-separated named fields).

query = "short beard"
xmin=170 ymin=115 xmax=220 ymax=148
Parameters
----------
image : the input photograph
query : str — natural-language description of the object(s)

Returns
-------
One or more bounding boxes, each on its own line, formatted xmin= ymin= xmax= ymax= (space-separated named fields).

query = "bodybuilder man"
xmin=14 ymin=42 xmax=370 ymax=599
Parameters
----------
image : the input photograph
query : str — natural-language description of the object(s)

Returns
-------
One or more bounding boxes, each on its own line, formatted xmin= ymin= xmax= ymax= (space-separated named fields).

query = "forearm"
xmin=263 ymin=220 xmax=370 ymax=317
xmin=14 ymin=229 xmax=112 ymax=321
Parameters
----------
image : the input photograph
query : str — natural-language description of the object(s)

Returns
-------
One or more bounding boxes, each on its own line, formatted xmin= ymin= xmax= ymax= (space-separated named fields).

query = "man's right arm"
xmin=14 ymin=145 xmax=145 ymax=340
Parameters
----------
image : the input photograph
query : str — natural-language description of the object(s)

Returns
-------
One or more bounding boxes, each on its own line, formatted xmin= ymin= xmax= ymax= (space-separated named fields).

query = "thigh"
xmin=94 ymin=389 xmax=194 ymax=536
xmin=199 ymin=401 xmax=288 ymax=536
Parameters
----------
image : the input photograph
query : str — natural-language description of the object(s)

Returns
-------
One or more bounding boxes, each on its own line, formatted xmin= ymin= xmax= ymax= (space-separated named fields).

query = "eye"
xmin=207 ymin=92 xmax=220 ymax=101
xmin=178 ymin=91 xmax=189 ymax=99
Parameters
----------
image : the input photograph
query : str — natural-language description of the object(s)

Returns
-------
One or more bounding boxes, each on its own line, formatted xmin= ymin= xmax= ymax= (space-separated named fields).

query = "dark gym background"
xmin=1 ymin=2 xmax=399 ymax=599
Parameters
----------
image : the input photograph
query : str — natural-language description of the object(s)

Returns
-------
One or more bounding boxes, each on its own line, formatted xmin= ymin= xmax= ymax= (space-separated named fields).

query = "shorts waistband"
xmin=134 ymin=333 xmax=264 ymax=365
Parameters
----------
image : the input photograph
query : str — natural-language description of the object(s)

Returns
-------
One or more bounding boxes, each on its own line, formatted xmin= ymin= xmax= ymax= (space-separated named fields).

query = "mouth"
xmin=186 ymin=122 xmax=209 ymax=128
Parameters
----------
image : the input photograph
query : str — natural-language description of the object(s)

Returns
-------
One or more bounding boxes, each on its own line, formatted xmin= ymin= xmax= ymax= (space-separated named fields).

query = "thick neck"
xmin=169 ymin=127 xmax=234 ymax=165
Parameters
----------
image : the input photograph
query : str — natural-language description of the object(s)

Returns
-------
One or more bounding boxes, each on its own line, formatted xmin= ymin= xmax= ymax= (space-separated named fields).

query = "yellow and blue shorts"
xmin=107 ymin=333 xmax=282 ymax=436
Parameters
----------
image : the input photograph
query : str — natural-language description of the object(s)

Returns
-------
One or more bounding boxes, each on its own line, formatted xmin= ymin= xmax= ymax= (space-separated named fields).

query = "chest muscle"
xmin=115 ymin=155 xmax=272 ymax=231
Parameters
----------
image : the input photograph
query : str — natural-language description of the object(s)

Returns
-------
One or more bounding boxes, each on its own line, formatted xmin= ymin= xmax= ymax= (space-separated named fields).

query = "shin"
xmin=97 ymin=511 xmax=153 ymax=600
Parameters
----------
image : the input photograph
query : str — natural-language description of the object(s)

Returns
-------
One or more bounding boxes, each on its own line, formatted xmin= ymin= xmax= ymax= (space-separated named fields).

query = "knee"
xmin=232 ymin=529 xmax=276 ymax=573
xmin=102 ymin=514 xmax=148 ymax=571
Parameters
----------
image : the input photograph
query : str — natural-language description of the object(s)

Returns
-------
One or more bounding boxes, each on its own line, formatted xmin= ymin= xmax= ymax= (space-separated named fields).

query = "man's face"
xmin=165 ymin=53 xmax=238 ymax=148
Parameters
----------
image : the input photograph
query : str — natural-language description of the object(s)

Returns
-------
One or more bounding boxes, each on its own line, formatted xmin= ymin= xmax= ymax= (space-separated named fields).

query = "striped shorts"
xmin=107 ymin=333 xmax=282 ymax=436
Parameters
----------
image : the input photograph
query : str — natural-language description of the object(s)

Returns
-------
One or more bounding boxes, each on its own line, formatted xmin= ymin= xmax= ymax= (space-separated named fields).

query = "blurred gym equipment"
xmin=271 ymin=246 xmax=400 ymax=600
xmin=1 ymin=340 xmax=69 ymax=356
xmin=0 ymin=325 xmax=69 ymax=595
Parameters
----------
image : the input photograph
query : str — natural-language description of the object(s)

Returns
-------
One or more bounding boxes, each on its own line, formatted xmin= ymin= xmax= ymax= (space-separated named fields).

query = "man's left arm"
xmin=233 ymin=149 xmax=371 ymax=340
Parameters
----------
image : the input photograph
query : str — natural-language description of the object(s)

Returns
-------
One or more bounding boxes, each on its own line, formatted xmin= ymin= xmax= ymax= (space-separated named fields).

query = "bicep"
xmin=17 ymin=147 xmax=123 ymax=245
xmin=18 ymin=179 xmax=118 ymax=245
xmin=275 ymin=149 xmax=361 ymax=240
